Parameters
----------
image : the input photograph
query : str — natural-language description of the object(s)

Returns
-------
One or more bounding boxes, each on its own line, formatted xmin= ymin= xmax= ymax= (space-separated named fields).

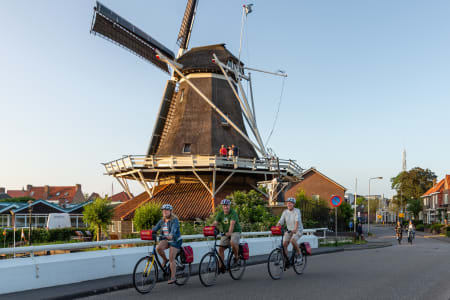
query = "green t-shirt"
xmin=216 ymin=209 xmax=241 ymax=233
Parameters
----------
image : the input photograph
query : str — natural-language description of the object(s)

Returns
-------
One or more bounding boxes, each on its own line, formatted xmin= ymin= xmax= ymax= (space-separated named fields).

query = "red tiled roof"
xmin=109 ymin=191 xmax=133 ymax=202
xmin=7 ymin=190 xmax=28 ymax=198
xmin=115 ymin=183 xmax=214 ymax=221
xmin=47 ymin=186 xmax=77 ymax=201
xmin=422 ymin=179 xmax=445 ymax=197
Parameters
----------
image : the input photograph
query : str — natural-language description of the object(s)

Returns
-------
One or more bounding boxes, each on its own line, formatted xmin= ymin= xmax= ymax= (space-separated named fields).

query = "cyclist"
xmin=211 ymin=198 xmax=242 ymax=273
xmin=277 ymin=197 xmax=303 ymax=266
xmin=407 ymin=220 xmax=415 ymax=240
xmin=152 ymin=204 xmax=182 ymax=284
xmin=395 ymin=220 xmax=403 ymax=241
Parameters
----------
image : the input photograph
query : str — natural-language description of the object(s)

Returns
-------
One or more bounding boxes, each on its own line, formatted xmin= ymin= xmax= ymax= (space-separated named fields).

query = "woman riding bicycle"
xmin=395 ymin=220 xmax=403 ymax=240
xmin=152 ymin=204 xmax=182 ymax=284
xmin=407 ymin=220 xmax=415 ymax=239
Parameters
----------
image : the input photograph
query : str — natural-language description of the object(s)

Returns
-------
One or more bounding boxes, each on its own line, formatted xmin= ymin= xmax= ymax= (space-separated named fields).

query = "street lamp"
xmin=368 ymin=176 xmax=383 ymax=234
xmin=28 ymin=200 xmax=33 ymax=246
xmin=10 ymin=210 xmax=15 ymax=258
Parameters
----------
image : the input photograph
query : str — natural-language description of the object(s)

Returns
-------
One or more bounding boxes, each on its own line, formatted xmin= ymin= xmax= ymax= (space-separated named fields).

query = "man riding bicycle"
xmin=152 ymin=204 xmax=182 ymax=284
xmin=211 ymin=198 xmax=242 ymax=273
xmin=277 ymin=197 xmax=304 ymax=266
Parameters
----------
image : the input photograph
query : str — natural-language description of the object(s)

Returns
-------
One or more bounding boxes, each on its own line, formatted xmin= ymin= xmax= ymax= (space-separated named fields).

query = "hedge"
xmin=0 ymin=228 xmax=88 ymax=247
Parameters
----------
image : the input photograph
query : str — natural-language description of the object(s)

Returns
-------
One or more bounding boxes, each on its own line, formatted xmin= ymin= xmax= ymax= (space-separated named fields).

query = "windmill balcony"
xmin=102 ymin=155 xmax=303 ymax=178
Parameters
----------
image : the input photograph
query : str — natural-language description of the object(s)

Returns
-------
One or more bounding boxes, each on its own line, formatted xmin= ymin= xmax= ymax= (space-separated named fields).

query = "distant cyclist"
xmin=395 ymin=220 xmax=403 ymax=242
xmin=277 ymin=197 xmax=304 ymax=265
xmin=211 ymin=198 xmax=242 ymax=273
xmin=407 ymin=220 xmax=415 ymax=239
xmin=152 ymin=204 xmax=182 ymax=284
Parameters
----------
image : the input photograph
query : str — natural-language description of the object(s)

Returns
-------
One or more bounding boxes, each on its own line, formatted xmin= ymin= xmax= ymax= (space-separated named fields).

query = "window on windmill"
xmin=180 ymin=89 xmax=185 ymax=103
xmin=221 ymin=113 xmax=230 ymax=126
xmin=182 ymin=143 xmax=191 ymax=153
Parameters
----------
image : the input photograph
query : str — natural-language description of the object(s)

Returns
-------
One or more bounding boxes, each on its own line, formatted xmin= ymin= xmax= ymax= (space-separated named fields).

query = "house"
xmin=5 ymin=184 xmax=85 ymax=206
xmin=284 ymin=168 xmax=346 ymax=207
xmin=108 ymin=191 xmax=133 ymax=203
xmin=421 ymin=175 xmax=450 ymax=224
xmin=0 ymin=199 xmax=92 ymax=228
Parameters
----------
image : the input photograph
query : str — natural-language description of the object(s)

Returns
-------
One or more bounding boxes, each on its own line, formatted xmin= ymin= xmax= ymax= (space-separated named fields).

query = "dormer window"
xmin=64 ymin=192 xmax=69 ymax=196
xmin=56 ymin=192 xmax=60 ymax=196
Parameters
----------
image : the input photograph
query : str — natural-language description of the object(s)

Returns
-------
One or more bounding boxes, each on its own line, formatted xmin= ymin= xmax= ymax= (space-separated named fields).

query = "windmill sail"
xmin=91 ymin=1 xmax=175 ymax=74
xmin=177 ymin=0 xmax=198 ymax=51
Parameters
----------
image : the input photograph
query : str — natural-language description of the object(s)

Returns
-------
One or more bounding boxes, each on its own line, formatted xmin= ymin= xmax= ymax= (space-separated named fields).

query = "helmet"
xmin=220 ymin=199 xmax=231 ymax=205
xmin=286 ymin=197 xmax=296 ymax=204
xmin=161 ymin=204 xmax=173 ymax=211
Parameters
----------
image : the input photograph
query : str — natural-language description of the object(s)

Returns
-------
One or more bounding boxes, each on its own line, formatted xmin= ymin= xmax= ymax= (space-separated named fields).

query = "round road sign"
xmin=330 ymin=195 xmax=342 ymax=208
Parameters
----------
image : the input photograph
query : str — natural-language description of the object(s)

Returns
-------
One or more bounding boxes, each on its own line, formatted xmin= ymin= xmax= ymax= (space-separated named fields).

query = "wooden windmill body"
xmin=90 ymin=1 xmax=303 ymax=229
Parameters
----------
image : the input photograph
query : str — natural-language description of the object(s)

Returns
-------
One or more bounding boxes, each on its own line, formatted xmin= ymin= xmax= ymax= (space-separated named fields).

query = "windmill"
xmin=90 ymin=1 xmax=303 ymax=224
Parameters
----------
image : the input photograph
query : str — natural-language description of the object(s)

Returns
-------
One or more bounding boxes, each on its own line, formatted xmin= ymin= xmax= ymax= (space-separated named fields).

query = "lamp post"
xmin=368 ymin=176 xmax=383 ymax=234
xmin=10 ymin=210 xmax=15 ymax=258
xmin=28 ymin=200 xmax=33 ymax=246
xmin=354 ymin=178 xmax=357 ymax=233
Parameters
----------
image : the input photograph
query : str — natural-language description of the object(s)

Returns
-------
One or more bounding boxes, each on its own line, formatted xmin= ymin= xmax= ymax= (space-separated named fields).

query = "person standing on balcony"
xmin=219 ymin=145 xmax=227 ymax=157
xmin=232 ymin=144 xmax=239 ymax=157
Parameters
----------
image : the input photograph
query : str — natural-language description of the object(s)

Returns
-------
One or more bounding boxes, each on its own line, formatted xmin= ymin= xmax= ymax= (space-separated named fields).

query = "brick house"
xmin=284 ymin=168 xmax=346 ymax=207
xmin=421 ymin=175 xmax=450 ymax=224
xmin=6 ymin=184 xmax=85 ymax=206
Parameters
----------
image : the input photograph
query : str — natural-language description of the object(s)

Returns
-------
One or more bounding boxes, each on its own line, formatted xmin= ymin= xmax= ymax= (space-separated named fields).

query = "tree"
xmin=83 ymin=197 xmax=114 ymax=241
xmin=407 ymin=198 xmax=422 ymax=219
xmin=0 ymin=196 xmax=34 ymax=203
xmin=133 ymin=202 xmax=162 ymax=231
xmin=391 ymin=167 xmax=436 ymax=205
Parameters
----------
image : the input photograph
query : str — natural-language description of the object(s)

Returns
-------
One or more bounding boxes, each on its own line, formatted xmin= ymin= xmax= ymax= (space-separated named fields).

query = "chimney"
xmin=0 ymin=187 xmax=5 ymax=194
xmin=26 ymin=184 xmax=33 ymax=191
xmin=44 ymin=185 xmax=50 ymax=200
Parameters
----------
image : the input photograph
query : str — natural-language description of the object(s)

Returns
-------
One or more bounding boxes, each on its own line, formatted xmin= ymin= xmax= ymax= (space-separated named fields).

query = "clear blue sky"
xmin=1 ymin=0 xmax=449 ymax=198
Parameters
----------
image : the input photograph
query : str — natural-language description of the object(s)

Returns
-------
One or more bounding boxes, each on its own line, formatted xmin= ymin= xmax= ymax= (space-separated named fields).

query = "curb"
xmin=2 ymin=243 xmax=389 ymax=300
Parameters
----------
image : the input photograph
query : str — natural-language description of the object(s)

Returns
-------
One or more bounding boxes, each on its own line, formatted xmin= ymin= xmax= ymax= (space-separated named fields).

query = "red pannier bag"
xmin=239 ymin=243 xmax=249 ymax=260
xmin=270 ymin=226 xmax=282 ymax=236
xmin=203 ymin=226 xmax=217 ymax=237
xmin=140 ymin=230 xmax=155 ymax=241
xmin=301 ymin=242 xmax=312 ymax=256
xmin=181 ymin=246 xmax=194 ymax=264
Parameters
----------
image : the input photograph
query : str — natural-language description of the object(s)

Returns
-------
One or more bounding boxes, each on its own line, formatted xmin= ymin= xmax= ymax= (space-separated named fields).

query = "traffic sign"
xmin=330 ymin=195 xmax=342 ymax=208
xmin=399 ymin=213 xmax=405 ymax=218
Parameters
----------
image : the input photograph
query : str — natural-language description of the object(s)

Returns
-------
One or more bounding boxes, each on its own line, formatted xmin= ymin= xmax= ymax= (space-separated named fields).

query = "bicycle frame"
xmin=143 ymin=237 xmax=171 ymax=277
xmin=206 ymin=233 xmax=233 ymax=270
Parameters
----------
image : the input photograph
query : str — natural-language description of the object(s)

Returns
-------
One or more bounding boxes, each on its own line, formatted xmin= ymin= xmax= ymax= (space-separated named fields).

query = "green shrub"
xmin=446 ymin=228 xmax=450 ymax=238
xmin=430 ymin=223 xmax=444 ymax=233
xmin=415 ymin=224 xmax=424 ymax=231
xmin=132 ymin=202 xmax=162 ymax=231
xmin=0 ymin=228 xmax=88 ymax=247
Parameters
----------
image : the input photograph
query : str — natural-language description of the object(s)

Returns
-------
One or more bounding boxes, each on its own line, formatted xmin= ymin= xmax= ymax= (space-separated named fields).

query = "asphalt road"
xmin=80 ymin=225 xmax=450 ymax=300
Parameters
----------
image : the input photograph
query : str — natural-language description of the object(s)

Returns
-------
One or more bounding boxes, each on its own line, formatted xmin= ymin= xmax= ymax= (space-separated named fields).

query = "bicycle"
xmin=267 ymin=226 xmax=310 ymax=280
xmin=132 ymin=230 xmax=191 ymax=294
xmin=396 ymin=231 xmax=402 ymax=245
xmin=407 ymin=230 xmax=415 ymax=245
xmin=198 ymin=226 xmax=247 ymax=287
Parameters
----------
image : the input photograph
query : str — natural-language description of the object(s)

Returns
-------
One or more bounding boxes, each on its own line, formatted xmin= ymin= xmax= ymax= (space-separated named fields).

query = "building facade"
xmin=421 ymin=175 xmax=450 ymax=224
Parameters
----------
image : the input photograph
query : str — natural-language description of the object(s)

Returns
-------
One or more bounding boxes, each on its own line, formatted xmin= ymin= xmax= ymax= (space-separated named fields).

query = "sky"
xmin=1 ymin=0 xmax=449 ymax=198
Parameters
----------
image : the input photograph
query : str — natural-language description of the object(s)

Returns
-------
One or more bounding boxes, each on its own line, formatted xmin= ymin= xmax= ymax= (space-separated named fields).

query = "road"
xmin=82 ymin=226 xmax=450 ymax=300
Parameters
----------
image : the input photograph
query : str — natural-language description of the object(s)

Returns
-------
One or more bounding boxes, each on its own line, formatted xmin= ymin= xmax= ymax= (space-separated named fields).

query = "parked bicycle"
xmin=267 ymin=226 xmax=311 ymax=280
xmin=132 ymin=230 xmax=192 ymax=294
xmin=198 ymin=226 xmax=249 ymax=287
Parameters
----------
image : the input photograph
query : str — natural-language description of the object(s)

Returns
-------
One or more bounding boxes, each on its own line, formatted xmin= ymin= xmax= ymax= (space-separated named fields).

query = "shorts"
xmin=219 ymin=232 xmax=240 ymax=247
xmin=168 ymin=239 xmax=182 ymax=249
xmin=283 ymin=231 xmax=302 ymax=243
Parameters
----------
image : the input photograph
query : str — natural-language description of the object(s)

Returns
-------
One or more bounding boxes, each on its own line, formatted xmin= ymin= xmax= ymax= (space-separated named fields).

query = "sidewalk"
xmin=414 ymin=230 xmax=450 ymax=243
xmin=1 ymin=242 xmax=391 ymax=300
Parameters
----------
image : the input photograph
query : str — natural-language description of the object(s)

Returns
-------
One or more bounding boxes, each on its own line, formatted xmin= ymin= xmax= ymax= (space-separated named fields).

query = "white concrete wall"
xmin=0 ymin=235 xmax=317 ymax=295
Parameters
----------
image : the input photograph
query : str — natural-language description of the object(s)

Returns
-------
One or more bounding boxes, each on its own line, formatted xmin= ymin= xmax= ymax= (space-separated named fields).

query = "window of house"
xmin=221 ymin=113 xmax=230 ymax=126
xmin=132 ymin=221 xmax=138 ymax=233
xmin=56 ymin=192 xmax=60 ymax=196
xmin=182 ymin=143 xmax=191 ymax=153
xmin=312 ymin=195 xmax=320 ymax=201
xmin=444 ymin=194 xmax=449 ymax=205
xmin=64 ymin=192 xmax=69 ymax=196
xmin=30 ymin=191 xmax=34 ymax=196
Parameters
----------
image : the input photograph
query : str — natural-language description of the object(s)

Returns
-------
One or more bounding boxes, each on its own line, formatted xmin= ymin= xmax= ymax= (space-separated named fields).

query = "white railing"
xmin=0 ymin=228 xmax=327 ymax=257
xmin=103 ymin=155 xmax=303 ymax=177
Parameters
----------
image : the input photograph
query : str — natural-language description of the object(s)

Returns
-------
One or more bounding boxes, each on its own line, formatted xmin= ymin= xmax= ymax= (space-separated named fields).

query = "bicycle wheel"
xmin=228 ymin=250 xmax=246 ymax=280
xmin=174 ymin=253 xmax=191 ymax=286
xmin=133 ymin=256 xmax=158 ymax=294
xmin=267 ymin=248 xmax=284 ymax=280
xmin=198 ymin=252 xmax=218 ymax=287
xmin=293 ymin=251 xmax=307 ymax=275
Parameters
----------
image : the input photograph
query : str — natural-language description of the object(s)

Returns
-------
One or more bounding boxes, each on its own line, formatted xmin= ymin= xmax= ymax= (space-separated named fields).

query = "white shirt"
xmin=279 ymin=208 xmax=304 ymax=232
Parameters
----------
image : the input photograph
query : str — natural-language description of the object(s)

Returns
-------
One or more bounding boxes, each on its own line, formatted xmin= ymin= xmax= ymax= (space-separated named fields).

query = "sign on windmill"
xmin=330 ymin=195 xmax=342 ymax=237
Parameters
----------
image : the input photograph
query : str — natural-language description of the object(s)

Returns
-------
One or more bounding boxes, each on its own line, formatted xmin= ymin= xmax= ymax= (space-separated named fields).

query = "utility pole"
xmin=354 ymin=178 xmax=357 ymax=233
